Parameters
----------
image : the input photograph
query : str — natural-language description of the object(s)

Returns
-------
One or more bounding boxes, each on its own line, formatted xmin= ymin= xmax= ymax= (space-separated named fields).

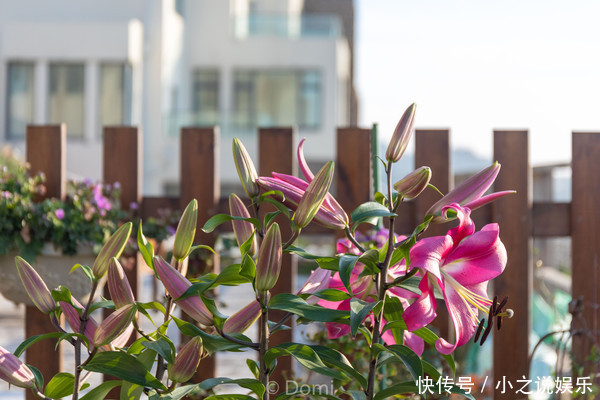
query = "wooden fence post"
xmin=25 ymin=124 xmax=66 ymax=399
xmin=336 ymin=127 xmax=372 ymax=216
xmin=492 ymin=130 xmax=531 ymax=400
xmin=180 ymin=127 xmax=220 ymax=380
xmin=414 ymin=129 xmax=451 ymax=341
xmin=259 ymin=127 xmax=297 ymax=393
xmin=571 ymin=132 xmax=600 ymax=375
xmin=103 ymin=126 xmax=142 ymax=295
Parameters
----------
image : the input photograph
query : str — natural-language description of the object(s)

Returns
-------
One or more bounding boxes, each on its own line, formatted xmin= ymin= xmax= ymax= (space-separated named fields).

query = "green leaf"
xmin=121 ymin=348 xmax=157 ymax=400
xmin=277 ymin=387 xmax=342 ymax=400
xmin=44 ymin=372 xmax=75 ymax=398
xmin=421 ymin=360 xmax=441 ymax=381
xmin=201 ymin=296 xmax=227 ymax=330
xmin=240 ymin=254 xmax=256 ymax=281
xmin=70 ymin=264 xmax=94 ymax=284
xmin=382 ymin=320 xmax=456 ymax=375
xmin=82 ymin=351 xmax=166 ymax=390
xmin=205 ymin=395 xmax=255 ymax=400
xmin=189 ymin=244 xmax=216 ymax=256
xmin=350 ymin=298 xmax=377 ymax=337
xmin=357 ymin=250 xmax=380 ymax=275
xmin=172 ymin=317 xmax=249 ymax=353
xmin=386 ymin=344 xmax=423 ymax=381
xmin=142 ymin=338 xmax=174 ymax=364
xmin=137 ymin=301 xmax=166 ymax=315
xmin=202 ymin=214 xmax=259 ymax=234
xmin=263 ymin=211 xmax=281 ymax=230
xmin=148 ymin=385 xmax=199 ymax=400
xmin=79 ymin=380 xmax=122 ymax=400
xmin=246 ymin=359 xmax=260 ymax=379
xmin=338 ymin=255 xmax=359 ymax=294
xmin=303 ymin=288 xmax=351 ymax=302
xmin=28 ymin=365 xmax=43 ymax=391
xmin=15 ymin=332 xmax=65 ymax=357
xmin=372 ymin=381 xmax=419 ymax=400
xmin=343 ymin=390 xmax=367 ymax=400
xmin=239 ymin=232 xmax=257 ymax=256
xmin=268 ymin=293 xmax=348 ymax=322
xmin=51 ymin=286 xmax=73 ymax=304
xmin=309 ymin=345 xmax=368 ymax=389
xmin=137 ymin=220 xmax=155 ymax=271
xmin=374 ymin=191 xmax=387 ymax=207
xmin=265 ymin=344 xmax=348 ymax=381
xmin=350 ymin=202 xmax=396 ymax=228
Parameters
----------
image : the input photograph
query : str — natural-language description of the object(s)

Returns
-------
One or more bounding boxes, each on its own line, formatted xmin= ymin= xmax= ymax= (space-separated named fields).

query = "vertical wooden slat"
xmin=259 ymin=127 xmax=297 ymax=391
xmin=414 ymin=129 xmax=451 ymax=341
xmin=492 ymin=130 xmax=530 ymax=400
xmin=25 ymin=125 xmax=66 ymax=399
xmin=336 ymin=127 xmax=372 ymax=215
xmin=103 ymin=126 xmax=142 ymax=295
xmin=180 ymin=127 xmax=220 ymax=380
xmin=571 ymin=132 xmax=600 ymax=374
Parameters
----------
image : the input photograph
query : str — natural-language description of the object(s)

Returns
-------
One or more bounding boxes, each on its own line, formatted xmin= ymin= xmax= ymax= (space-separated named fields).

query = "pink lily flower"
xmin=403 ymin=203 xmax=507 ymax=354
xmin=257 ymin=139 xmax=349 ymax=230
xmin=319 ymin=232 xmax=425 ymax=355
xmin=0 ymin=345 xmax=36 ymax=389
xmin=426 ymin=162 xmax=515 ymax=221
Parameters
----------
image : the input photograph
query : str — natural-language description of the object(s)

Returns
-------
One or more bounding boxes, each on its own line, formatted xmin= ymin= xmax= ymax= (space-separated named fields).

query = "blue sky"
xmin=355 ymin=0 xmax=600 ymax=166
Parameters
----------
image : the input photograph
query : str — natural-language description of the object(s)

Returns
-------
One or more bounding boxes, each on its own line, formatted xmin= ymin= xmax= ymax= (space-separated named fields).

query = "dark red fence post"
xmin=492 ymin=130 xmax=531 ymax=400
xmin=259 ymin=127 xmax=297 ymax=392
xmin=25 ymin=124 xmax=66 ymax=400
xmin=571 ymin=132 xmax=600 ymax=377
xmin=180 ymin=127 xmax=220 ymax=380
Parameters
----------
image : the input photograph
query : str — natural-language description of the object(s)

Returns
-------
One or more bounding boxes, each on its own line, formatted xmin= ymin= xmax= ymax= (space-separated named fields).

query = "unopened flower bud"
xmin=223 ymin=301 xmax=261 ymax=334
xmin=297 ymin=268 xmax=331 ymax=305
xmin=169 ymin=337 xmax=203 ymax=383
xmin=386 ymin=103 xmax=416 ymax=163
xmin=393 ymin=166 xmax=431 ymax=200
xmin=294 ymin=161 xmax=335 ymax=229
xmin=233 ymin=138 xmax=259 ymax=198
xmin=0 ymin=346 xmax=36 ymax=389
xmin=154 ymin=256 xmax=213 ymax=326
xmin=173 ymin=199 xmax=198 ymax=261
xmin=60 ymin=301 xmax=98 ymax=348
xmin=15 ymin=256 xmax=55 ymax=314
xmin=94 ymin=304 xmax=136 ymax=347
xmin=255 ymin=223 xmax=282 ymax=292
xmin=229 ymin=194 xmax=257 ymax=255
xmin=107 ymin=258 xmax=135 ymax=309
xmin=92 ymin=222 xmax=132 ymax=279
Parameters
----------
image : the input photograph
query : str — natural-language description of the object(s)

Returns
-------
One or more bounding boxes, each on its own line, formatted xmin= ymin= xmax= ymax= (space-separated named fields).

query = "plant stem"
xmin=220 ymin=331 xmax=260 ymax=350
xmin=73 ymin=279 xmax=99 ymax=400
xmin=366 ymin=164 xmax=395 ymax=400
xmin=258 ymin=293 xmax=270 ymax=400
xmin=344 ymin=227 xmax=367 ymax=253
xmin=282 ymin=229 xmax=300 ymax=250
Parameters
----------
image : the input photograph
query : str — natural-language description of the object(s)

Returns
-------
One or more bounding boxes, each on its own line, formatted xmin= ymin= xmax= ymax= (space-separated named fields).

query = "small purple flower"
xmin=84 ymin=177 xmax=92 ymax=186
xmin=2 ymin=191 xmax=10 ymax=199
xmin=55 ymin=208 xmax=65 ymax=220
xmin=129 ymin=202 xmax=138 ymax=210
xmin=167 ymin=226 xmax=176 ymax=236
xmin=113 ymin=182 xmax=121 ymax=190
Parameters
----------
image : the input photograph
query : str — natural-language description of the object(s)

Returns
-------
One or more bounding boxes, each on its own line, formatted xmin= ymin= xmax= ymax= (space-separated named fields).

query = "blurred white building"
xmin=0 ymin=0 xmax=355 ymax=195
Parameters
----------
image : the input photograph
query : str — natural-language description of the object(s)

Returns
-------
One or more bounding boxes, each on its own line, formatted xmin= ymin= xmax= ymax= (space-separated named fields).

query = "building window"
xmin=49 ymin=63 xmax=85 ymax=138
xmin=232 ymin=69 xmax=321 ymax=131
xmin=192 ymin=70 xmax=219 ymax=125
xmin=99 ymin=63 xmax=131 ymax=134
xmin=6 ymin=62 xmax=35 ymax=139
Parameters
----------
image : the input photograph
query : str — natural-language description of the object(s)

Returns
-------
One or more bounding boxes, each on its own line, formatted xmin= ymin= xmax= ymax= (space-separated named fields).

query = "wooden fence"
xmin=20 ymin=124 xmax=600 ymax=400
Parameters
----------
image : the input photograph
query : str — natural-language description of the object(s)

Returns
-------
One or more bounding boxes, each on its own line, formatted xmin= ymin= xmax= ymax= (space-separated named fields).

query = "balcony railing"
xmin=233 ymin=13 xmax=341 ymax=39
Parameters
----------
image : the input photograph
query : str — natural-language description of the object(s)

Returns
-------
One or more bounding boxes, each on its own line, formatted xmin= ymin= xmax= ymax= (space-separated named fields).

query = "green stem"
xmin=366 ymin=163 xmax=396 ymax=400
xmin=258 ymin=294 xmax=270 ymax=400
xmin=344 ymin=227 xmax=367 ymax=253
xmin=282 ymin=229 xmax=300 ymax=250
xmin=73 ymin=279 xmax=99 ymax=400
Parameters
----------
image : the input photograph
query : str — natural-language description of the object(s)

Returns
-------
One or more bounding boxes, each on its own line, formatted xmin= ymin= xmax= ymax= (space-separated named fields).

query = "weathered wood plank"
xmin=492 ymin=130 xmax=531 ymax=400
xmin=571 ymin=132 xmax=600 ymax=376
xmin=259 ymin=127 xmax=297 ymax=393
xmin=25 ymin=124 xmax=66 ymax=399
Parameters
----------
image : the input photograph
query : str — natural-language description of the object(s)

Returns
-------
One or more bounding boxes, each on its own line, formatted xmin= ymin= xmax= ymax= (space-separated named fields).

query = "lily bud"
xmin=223 ymin=300 xmax=261 ymax=334
xmin=233 ymin=138 xmax=259 ymax=198
xmin=15 ymin=256 xmax=55 ymax=314
xmin=393 ymin=166 xmax=431 ymax=200
xmin=169 ymin=337 xmax=203 ymax=383
xmin=294 ymin=161 xmax=335 ymax=229
xmin=107 ymin=258 xmax=135 ymax=309
xmin=173 ymin=199 xmax=198 ymax=261
xmin=426 ymin=162 xmax=515 ymax=220
xmin=92 ymin=222 xmax=132 ymax=279
xmin=255 ymin=223 xmax=282 ymax=292
xmin=229 ymin=194 xmax=257 ymax=255
xmin=0 ymin=346 xmax=36 ymax=389
xmin=386 ymin=103 xmax=416 ymax=163
xmin=298 ymin=268 xmax=331 ymax=305
xmin=93 ymin=304 xmax=136 ymax=347
xmin=60 ymin=301 xmax=98 ymax=347
xmin=154 ymin=256 xmax=213 ymax=326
